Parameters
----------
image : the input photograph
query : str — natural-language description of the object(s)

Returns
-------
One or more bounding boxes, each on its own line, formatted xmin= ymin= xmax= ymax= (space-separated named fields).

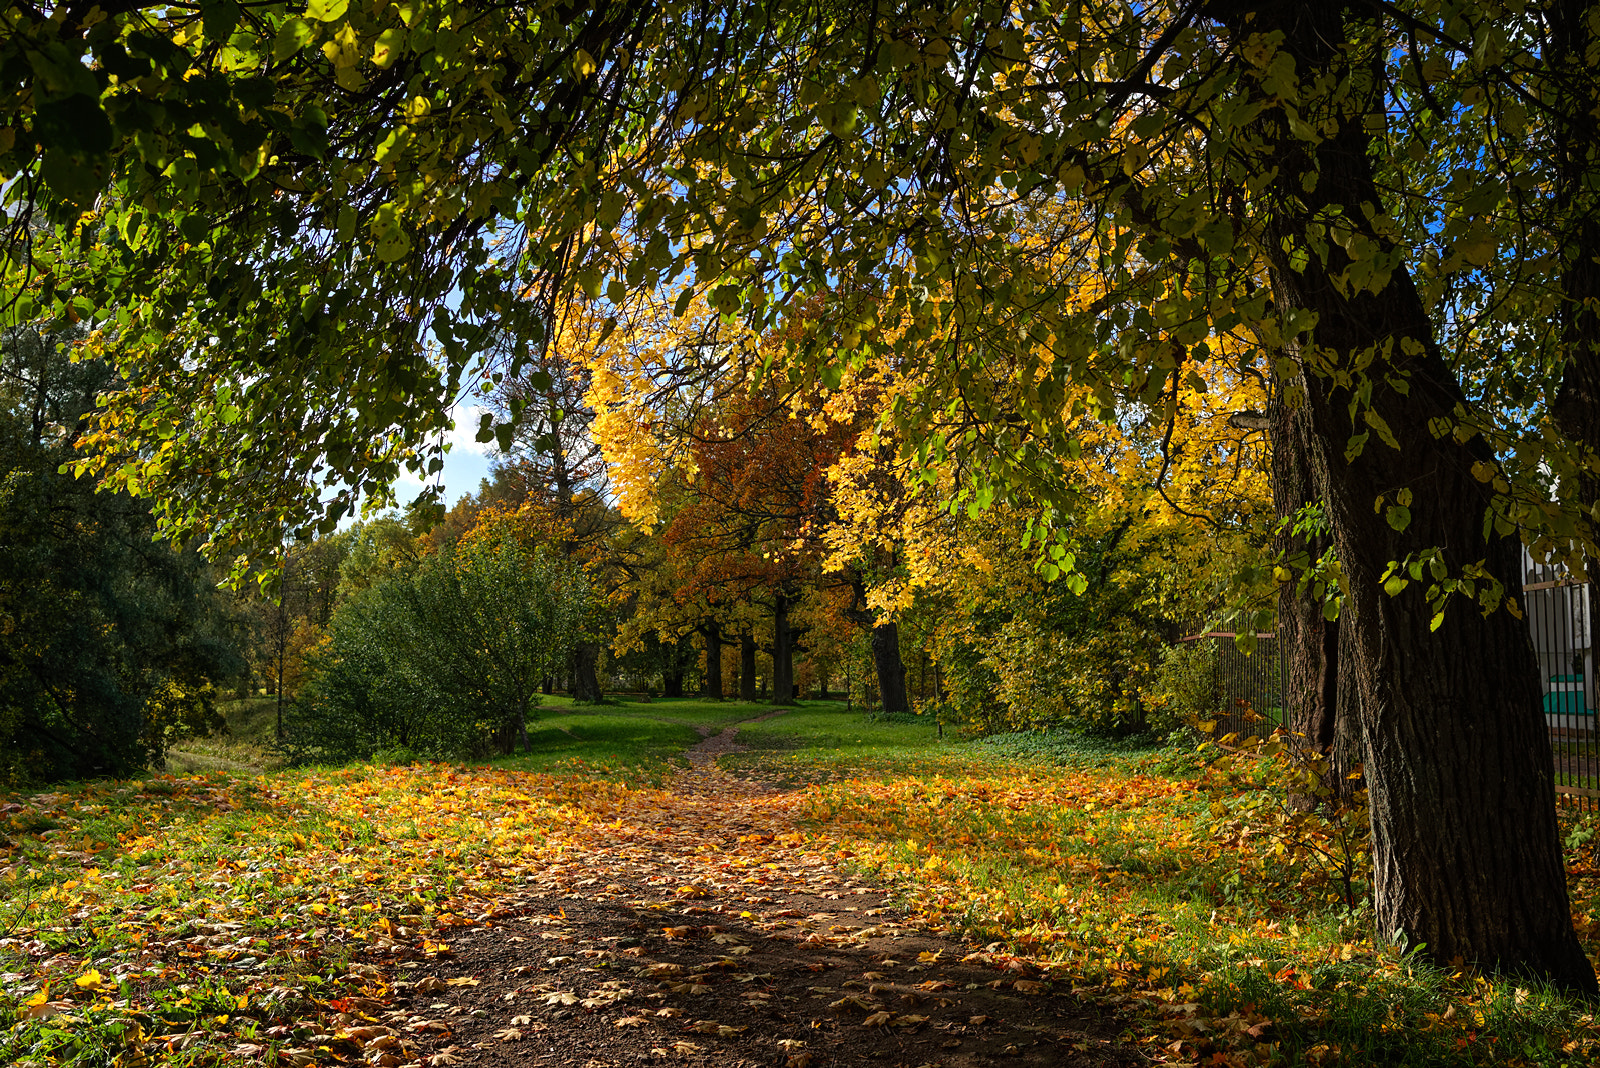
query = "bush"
xmin=284 ymin=534 xmax=589 ymax=763
xmin=1150 ymin=640 xmax=1227 ymax=730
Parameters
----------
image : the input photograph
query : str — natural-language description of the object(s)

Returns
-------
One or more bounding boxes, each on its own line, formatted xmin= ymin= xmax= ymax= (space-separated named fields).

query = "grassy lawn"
xmin=490 ymin=695 xmax=804 ymax=781
xmin=4 ymin=702 xmax=1600 ymax=1067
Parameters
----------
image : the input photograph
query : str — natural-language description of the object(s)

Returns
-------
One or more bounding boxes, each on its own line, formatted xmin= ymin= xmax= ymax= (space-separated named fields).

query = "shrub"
xmin=1150 ymin=640 xmax=1227 ymax=729
xmin=285 ymin=535 xmax=589 ymax=763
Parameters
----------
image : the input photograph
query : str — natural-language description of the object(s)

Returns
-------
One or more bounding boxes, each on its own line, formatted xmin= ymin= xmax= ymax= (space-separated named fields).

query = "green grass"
xmin=560 ymin=694 xmax=778 ymax=732
xmin=718 ymin=703 xmax=996 ymax=786
xmin=11 ymin=706 xmax=1600 ymax=1068
xmin=768 ymin=733 xmax=1600 ymax=1068
xmin=480 ymin=696 xmax=804 ymax=782
xmin=165 ymin=696 xmax=288 ymax=777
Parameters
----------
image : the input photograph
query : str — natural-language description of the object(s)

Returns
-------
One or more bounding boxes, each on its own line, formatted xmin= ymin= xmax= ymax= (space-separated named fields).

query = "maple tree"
xmin=653 ymin=385 xmax=843 ymax=704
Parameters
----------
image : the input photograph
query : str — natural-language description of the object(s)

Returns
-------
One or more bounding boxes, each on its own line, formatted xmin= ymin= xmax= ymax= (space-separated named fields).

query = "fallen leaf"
xmin=862 ymin=1010 xmax=893 ymax=1026
xmin=615 ymin=1016 xmax=650 ymax=1028
xmin=688 ymin=1019 xmax=747 ymax=1037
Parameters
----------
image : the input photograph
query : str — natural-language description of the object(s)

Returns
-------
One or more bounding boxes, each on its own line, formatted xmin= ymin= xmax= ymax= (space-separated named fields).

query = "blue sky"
xmin=386 ymin=401 xmax=502 ymax=513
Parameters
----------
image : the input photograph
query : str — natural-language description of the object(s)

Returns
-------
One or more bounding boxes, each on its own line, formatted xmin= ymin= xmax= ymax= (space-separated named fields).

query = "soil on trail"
xmin=366 ymin=714 xmax=1138 ymax=1068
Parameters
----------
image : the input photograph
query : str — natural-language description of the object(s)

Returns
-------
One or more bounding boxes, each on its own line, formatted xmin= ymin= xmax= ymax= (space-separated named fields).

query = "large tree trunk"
xmin=871 ymin=620 xmax=909 ymax=713
xmin=739 ymin=631 xmax=757 ymax=702
xmin=1230 ymin=2 xmax=1595 ymax=992
xmin=571 ymin=641 xmax=602 ymax=703
xmin=1271 ymin=340 xmax=1362 ymax=797
xmin=773 ymin=593 xmax=796 ymax=704
xmin=701 ymin=622 xmax=724 ymax=699
xmin=663 ymin=655 xmax=685 ymax=698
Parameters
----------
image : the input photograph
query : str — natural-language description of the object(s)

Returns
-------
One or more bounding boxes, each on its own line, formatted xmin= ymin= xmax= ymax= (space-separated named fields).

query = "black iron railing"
xmin=1179 ymin=598 xmax=1599 ymax=811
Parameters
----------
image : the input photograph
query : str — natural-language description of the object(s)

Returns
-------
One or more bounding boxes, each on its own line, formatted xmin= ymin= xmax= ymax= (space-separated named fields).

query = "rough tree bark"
xmin=1270 ymin=355 xmax=1362 ymax=796
xmin=870 ymin=621 xmax=909 ymax=714
xmin=1550 ymin=1 xmax=1600 ymax=480
xmin=845 ymin=574 xmax=910 ymax=713
xmin=662 ymin=650 xmax=685 ymax=698
xmin=773 ymin=593 xmax=797 ymax=703
xmin=1549 ymin=0 xmax=1600 ymax=664
xmin=570 ymin=641 xmax=602 ymax=703
xmin=1221 ymin=1 xmax=1596 ymax=992
xmin=700 ymin=622 xmax=724 ymax=699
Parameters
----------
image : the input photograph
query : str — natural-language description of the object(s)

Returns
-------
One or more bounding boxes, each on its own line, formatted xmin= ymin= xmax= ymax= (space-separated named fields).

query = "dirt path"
xmin=359 ymin=716 xmax=1137 ymax=1068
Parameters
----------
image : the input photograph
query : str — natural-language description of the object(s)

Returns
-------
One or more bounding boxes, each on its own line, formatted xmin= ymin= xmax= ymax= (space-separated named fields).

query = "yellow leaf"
xmin=573 ymin=49 xmax=597 ymax=77
xmin=75 ymin=969 xmax=104 ymax=990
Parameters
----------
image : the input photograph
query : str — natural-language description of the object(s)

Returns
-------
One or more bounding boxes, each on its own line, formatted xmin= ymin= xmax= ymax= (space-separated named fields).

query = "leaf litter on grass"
xmin=3 ymin=718 xmax=1600 ymax=1067
xmin=0 ymin=723 xmax=1133 ymax=1068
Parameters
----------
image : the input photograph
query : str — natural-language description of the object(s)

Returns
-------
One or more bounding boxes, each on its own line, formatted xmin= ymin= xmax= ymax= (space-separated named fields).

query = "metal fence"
xmin=1525 ymin=575 xmax=1600 ymax=811
xmin=1182 ymin=588 xmax=1600 ymax=811
xmin=1176 ymin=630 xmax=1287 ymax=742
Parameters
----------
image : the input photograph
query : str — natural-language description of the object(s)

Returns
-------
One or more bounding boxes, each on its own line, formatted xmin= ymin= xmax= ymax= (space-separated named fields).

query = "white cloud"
xmin=445 ymin=402 xmax=501 ymax=458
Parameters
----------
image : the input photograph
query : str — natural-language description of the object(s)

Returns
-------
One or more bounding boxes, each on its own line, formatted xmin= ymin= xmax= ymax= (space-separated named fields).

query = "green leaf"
xmin=307 ymin=0 xmax=350 ymax=23
xmin=1385 ymin=505 xmax=1411 ymax=531
xmin=201 ymin=0 xmax=242 ymax=41
xmin=33 ymin=94 xmax=113 ymax=156
xmin=273 ymin=18 xmax=316 ymax=63
xmin=373 ymin=27 xmax=407 ymax=69
xmin=1362 ymin=409 xmax=1400 ymax=450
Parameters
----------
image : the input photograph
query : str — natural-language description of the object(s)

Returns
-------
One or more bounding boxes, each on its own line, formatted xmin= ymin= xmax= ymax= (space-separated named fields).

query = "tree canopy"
xmin=6 ymin=0 xmax=1600 ymax=991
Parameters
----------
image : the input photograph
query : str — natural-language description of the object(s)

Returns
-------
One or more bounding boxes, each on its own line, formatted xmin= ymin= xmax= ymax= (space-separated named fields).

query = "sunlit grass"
xmin=6 ymin=707 xmax=1600 ymax=1067
xmin=779 ymin=733 xmax=1600 ymax=1067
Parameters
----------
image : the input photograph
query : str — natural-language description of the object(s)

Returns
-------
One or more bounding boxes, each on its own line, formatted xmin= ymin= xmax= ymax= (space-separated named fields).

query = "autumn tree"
xmin=7 ymin=0 xmax=1600 ymax=991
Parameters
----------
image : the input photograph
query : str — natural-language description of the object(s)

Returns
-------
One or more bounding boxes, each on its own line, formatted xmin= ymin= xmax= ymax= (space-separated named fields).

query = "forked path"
xmin=378 ymin=714 xmax=1136 ymax=1068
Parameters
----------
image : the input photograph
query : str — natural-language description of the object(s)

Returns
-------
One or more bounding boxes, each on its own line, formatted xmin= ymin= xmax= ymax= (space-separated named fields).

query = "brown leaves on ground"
xmin=343 ymin=728 xmax=1136 ymax=1067
xmin=0 ymin=719 xmax=1136 ymax=1068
